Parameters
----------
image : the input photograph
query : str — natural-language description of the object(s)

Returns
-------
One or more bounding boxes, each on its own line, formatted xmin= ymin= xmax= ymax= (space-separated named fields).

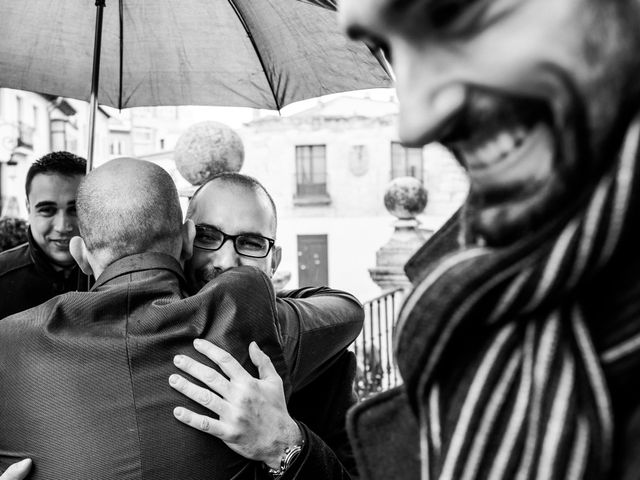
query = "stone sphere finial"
xmin=174 ymin=121 xmax=244 ymax=186
xmin=383 ymin=176 xmax=428 ymax=220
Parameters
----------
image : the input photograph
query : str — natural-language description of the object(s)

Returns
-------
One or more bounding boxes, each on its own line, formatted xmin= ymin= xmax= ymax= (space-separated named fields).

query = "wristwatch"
xmin=264 ymin=443 xmax=304 ymax=478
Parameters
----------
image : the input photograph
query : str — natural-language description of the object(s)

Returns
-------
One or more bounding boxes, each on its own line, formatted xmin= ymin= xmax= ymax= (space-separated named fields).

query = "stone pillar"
xmin=369 ymin=176 xmax=430 ymax=291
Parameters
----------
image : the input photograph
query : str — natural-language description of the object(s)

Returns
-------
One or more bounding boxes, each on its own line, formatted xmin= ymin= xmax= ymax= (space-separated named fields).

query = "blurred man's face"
xmin=27 ymin=173 xmax=82 ymax=267
xmin=185 ymin=181 xmax=279 ymax=293
xmin=340 ymin=0 xmax=640 ymax=244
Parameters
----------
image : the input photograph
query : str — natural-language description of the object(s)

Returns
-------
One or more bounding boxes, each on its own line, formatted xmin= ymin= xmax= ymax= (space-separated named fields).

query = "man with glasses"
xmin=171 ymin=172 xmax=361 ymax=478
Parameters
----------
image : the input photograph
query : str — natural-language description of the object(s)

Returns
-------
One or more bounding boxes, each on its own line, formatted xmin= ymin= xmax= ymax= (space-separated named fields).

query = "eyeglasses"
xmin=194 ymin=224 xmax=275 ymax=258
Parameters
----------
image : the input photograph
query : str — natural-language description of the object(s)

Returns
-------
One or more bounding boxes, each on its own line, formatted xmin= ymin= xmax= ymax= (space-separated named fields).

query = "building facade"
xmin=0 ymin=88 xmax=110 ymax=216
xmin=235 ymin=97 xmax=468 ymax=302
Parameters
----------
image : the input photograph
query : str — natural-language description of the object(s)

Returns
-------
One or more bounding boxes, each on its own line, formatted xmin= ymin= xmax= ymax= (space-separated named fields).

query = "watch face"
xmin=266 ymin=444 xmax=304 ymax=477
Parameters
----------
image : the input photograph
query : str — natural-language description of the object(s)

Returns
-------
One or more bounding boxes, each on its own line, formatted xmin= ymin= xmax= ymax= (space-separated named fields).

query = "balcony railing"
xmin=353 ymin=287 xmax=406 ymax=399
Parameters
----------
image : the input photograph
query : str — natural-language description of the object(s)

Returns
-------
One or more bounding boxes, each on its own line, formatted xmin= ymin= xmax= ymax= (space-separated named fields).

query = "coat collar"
xmin=92 ymin=252 xmax=185 ymax=290
xmin=27 ymin=227 xmax=79 ymax=280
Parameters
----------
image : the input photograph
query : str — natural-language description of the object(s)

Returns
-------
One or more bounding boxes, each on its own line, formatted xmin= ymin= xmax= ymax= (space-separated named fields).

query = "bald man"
xmin=0 ymin=158 xmax=361 ymax=480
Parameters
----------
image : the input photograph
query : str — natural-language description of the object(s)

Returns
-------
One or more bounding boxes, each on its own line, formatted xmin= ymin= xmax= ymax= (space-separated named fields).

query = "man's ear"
xmin=69 ymin=236 xmax=93 ymax=276
xmin=180 ymin=219 xmax=195 ymax=262
xmin=271 ymin=245 xmax=282 ymax=276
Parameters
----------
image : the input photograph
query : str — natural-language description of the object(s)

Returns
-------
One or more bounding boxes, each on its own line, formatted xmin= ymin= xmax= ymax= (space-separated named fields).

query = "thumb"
xmin=249 ymin=341 xmax=279 ymax=380
xmin=2 ymin=459 xmax=32 ymax=480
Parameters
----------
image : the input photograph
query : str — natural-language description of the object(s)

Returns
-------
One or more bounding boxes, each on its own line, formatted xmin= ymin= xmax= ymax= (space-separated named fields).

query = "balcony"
xmin=353 ymin=287 xmax=406 ymax=399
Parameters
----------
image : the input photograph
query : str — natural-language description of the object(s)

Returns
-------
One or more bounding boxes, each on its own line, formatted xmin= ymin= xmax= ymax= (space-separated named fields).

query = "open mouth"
xmin=443 ymin=90 xmax=559 ymax=205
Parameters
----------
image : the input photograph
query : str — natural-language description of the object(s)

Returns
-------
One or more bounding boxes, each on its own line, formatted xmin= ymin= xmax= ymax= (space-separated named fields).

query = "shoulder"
xmin=0 ymin=295 xmax=58 ymax=331
xmin=0 ymin=243 xmax=32 ymax=277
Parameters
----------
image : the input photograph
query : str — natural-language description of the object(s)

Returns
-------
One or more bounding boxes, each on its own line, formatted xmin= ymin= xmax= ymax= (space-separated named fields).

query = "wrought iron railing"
xmin=353 ymin=287 xmax=406 ymax=399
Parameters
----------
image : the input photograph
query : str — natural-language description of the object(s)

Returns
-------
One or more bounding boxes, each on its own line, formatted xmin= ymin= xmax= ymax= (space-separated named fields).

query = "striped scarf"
xmin=394 ymin=117 xmax=640 ymax=480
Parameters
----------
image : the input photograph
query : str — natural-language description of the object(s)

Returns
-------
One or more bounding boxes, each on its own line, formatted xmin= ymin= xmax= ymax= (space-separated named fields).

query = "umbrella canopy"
xmin=0 ymin=0 xmax=390 ymax=110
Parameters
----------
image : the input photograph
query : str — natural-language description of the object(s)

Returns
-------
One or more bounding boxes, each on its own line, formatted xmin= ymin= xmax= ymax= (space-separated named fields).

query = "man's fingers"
xmin=193 ymin=339 xmax=251 ymax=380
xmin=249 ymin=341 xmax=279 ymax=381
xmin=173 ymin=353 xmax=230 ymax=397
xmin=1 ymin=459 xmax=32 ymax=480
xmin=169 ymin=374 xmax=226 ymax=414
xmin=173 ymin=407 xmax=227 ymax=439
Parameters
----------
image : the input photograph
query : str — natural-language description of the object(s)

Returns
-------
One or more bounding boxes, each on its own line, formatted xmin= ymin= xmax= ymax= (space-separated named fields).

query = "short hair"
xmin=186 ymin=172 xmax=278 ymax=230
xmin=25 ymin=151 xmax=86 ymax=197
xmin=76 ymin=158 xmax=183 ymax=263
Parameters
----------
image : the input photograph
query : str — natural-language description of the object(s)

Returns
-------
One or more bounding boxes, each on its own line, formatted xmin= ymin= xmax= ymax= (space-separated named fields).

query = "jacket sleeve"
xmin=254 ymin=421 xmax=356 ymax=480
xmin=286 ymin=350 xmax=359 ymax=478
xmin=276 ymin=286 xmax=364 ymax=389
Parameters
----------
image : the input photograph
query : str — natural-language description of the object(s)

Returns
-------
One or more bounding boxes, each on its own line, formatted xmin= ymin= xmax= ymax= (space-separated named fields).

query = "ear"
xmin=70 ymin=236 xmax=94 ymax=276
xmin=180 ymin=219 xmax=195 ymax=262
xmin=270 ymin=245 xmax=282 ymax=276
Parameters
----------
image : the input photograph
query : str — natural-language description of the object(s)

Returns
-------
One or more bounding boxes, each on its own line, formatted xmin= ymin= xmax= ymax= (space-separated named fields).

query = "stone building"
xmin=0 ymin=88 xmax=110 ymax=217
xmin=236 ymin=96 xmax=468 ymax=301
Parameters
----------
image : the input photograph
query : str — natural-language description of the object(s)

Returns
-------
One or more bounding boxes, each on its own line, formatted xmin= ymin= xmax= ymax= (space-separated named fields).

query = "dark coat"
xmin=0 ymin=229 xmax=88 ymax=319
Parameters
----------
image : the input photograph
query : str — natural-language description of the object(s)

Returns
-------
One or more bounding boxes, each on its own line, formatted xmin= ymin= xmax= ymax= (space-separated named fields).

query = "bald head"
xmin=187 ymin=172 xmax=277 ymax=232
xmin=77 ymin=158 xmax=183 ymax=266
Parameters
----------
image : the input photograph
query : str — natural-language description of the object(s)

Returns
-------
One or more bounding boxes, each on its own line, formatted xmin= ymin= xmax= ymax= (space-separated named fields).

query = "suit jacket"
xmin=0 ymin=253 xmax=299 ymax=480
xmin=277 ymin=289 xmax=362 ymax=479
xmin=279 ymin=350 xmax=359 ymax=480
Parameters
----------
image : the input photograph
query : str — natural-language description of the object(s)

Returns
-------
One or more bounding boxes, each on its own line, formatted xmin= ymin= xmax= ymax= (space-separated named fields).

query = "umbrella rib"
xmin=119 ymin=0 xmax=124 ymax=109
xmin=225 ymin=0 xmax=281 ymax=110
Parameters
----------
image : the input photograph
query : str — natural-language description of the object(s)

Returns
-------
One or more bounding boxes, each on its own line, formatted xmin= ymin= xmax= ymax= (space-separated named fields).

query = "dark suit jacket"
xmin=0 ymin=253 xmax=291 ymax=480
xmin=277 ymin=287 xmax=362 ymax=478
xmin=282 ymin=350 xmax=359 ymax=480
xmin=0 ymin=229 xmax=89 ymax=319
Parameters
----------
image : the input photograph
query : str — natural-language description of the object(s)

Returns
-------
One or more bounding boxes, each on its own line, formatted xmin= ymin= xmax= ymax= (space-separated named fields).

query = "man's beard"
xmin=192 ymin=263 xmax=224 ymax=293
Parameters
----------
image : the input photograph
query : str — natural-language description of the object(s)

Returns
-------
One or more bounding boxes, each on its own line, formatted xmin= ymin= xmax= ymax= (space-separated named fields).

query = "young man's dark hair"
xmin=25 ymin=151 xmax=86 ymax=197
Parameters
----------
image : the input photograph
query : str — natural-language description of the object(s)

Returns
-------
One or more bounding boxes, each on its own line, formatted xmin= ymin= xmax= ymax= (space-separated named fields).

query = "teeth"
xmin=514 ymin=127 xmax=526 ymax=146
xmin=458 ymin=126 xmax=529 ymax=169
xmin=496 ymin=132 xmax=515 ymax=157
xmin=476 ymin=141 xmax=502 ymax=166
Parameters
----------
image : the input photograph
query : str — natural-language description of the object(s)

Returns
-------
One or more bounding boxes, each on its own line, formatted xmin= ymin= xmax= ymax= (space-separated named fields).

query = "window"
xmin=16 ymin=96 xmax=34 ymax=149
xmin=295 ymin=145 xmax=327 ymax=197
xmin=109 ymin=140 xmax=123 ymax=156
xmin=390 ymin=142 xmax=424 ymax=181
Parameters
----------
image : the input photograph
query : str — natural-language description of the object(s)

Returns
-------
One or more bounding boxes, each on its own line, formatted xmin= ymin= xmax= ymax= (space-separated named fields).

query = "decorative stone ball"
xmin=174 ymin=121 xmax=244 ymax=186
xmin=383 ymin=176 xmax=428 ymax=219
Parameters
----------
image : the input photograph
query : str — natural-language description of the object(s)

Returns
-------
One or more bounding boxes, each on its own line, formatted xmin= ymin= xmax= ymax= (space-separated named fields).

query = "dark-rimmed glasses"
xmin=194 ymin=224 xmax=275 ymax=258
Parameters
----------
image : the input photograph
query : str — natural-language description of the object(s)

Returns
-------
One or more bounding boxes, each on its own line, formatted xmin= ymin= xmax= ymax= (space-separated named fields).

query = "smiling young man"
xmin=0 ymin=151 xmax=88 ymax=319
xmin=335 ymin=0 xmax=640 ymax=479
